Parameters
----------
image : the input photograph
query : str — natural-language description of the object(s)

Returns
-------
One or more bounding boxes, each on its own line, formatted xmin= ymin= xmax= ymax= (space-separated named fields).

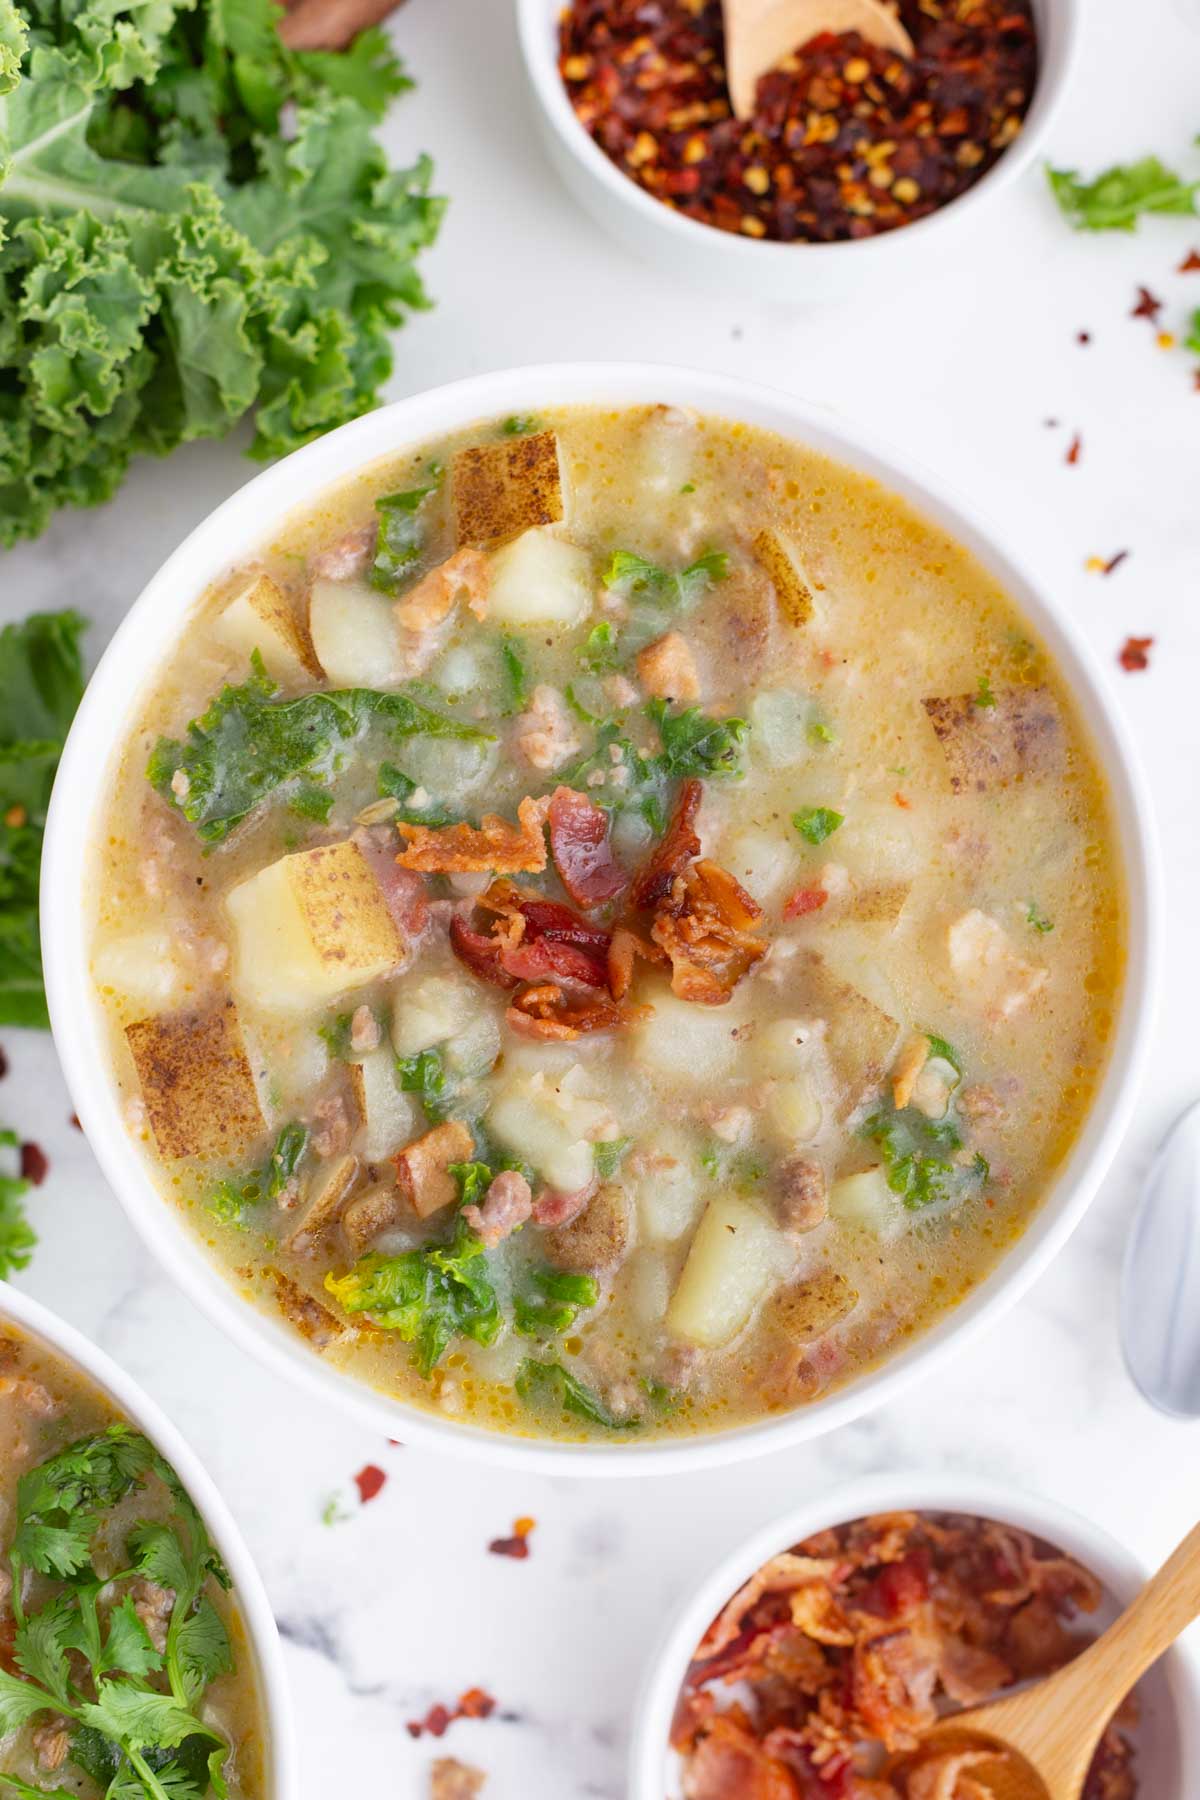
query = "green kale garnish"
xmin=395 ymin=1047 xmax=452 ymax=1125
xmin=500 ymin=635 xmax=531 ymax=715
xmin=371 ymin=483 xmax=439 ymax=591
xmin=148 ymin=654 xmax=489 ymax=842
xmin=2 ymin=1426 xmax=235 ymax=1798
xmin=325 ymin=1211 xmax=501 ymax=1377
xmin=975 ymin=674 xmax=997 ymax=709
xmin=648 ymin=699 xmax=748 ymax=779
xmin=0 ymin=1129 xmax=35 ymax=1281
xmin=579 ymin=621 xmax=621 ymax=672
xmin=792 ymin=805 xmax=843 ymax=846
xmin=602 ymin=548 xmax=729 ymax=610
xmin=513 ymin=1270 xmax=599 ymax=1339
xmin=1048 ymin=157 xmax=1199 ymax=231
xmin=861 ymin=1097 xmax=987 ymax=1212
xmin=500 ymin=415 xmax=539 ymax=436
xmin=514 ymin=1359 xmax=641 ymax=1430
xmin=377 ymin=763 xmax=462 ymax=830
xmin=208 ymin=1124 xmax=308 ymax=1226
xmin=808 ymin=718 xmax=835 ymax=745
xmin=288 ymin=783 xmax=335 ymax=823
xmin=593 ymin=1137 xmax=631 ymax=1179
xmin=1026 ymin=900 xmax=1054 ymax=934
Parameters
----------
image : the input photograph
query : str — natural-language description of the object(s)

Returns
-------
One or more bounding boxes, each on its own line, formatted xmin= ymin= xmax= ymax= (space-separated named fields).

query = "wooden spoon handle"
xmin=1064 ymin=1520 xmax=1200 ymax=1704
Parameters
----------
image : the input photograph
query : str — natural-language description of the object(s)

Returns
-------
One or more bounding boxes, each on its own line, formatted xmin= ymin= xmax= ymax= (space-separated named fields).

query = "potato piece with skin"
xmin=769 ymin=1269 xmax=858 ymax=1341
xmin=667 ymin=1195 xmax=793 ymax=1348
xmin=487 ymin=529 xmax=592 ymax=630
xmin=271 ymin=1272 xmax=349 ymax=1351
xmin=350 ymin=1049 xmax=421 ymax=1164
xmin=226 ymin=840 xmax=407 ymax=1015
xmin=308 ymin=578 xmax=402 ymax=687
xmin=754 ymin=528 xmax=817 ymax=626
xmin=341 ymin=1184 xmax=402 ymax=1253
xmin=542 ymin=1184 xmax=631 ymax=1274
xmin=453 ymin=431 xmax=564 ymax=547
xmin=215 ymin=574 xmax=321 ymax=683
xmin=282 ymin=1154 xmax=359 ymax=1252
xmin=125 ymin=1003 xmax=265 ymax=1161
xmin=923 ymin=686 xmax=1062 ymax=794
xmin=795 ymin=952 xmax=902 ymax=1112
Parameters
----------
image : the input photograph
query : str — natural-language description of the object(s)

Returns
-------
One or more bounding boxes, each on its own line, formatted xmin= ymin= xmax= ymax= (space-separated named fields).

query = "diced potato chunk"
xmin=453 ymin=431 xmax=564 ymax=547
xmin=125 ymin=1004 xmax=265 ymax=1161
xmin=721 ymin=829 xmax=796 ymax=905
xmin=634 ymin=1139 xmax=706 ymax=1244
xmin=754 ymin=529 xmax=816 ymax=626
xmin=749 ymin=690 xmax=813 ymax=769
xmin=770 ymin=1268 xmax=858 ymax=1341
xmin=796 ymin=953 xmax=902 ymax=1111
xmin=215 ymin=574 xmax=320 ymax=683
xmin=350 ymin=1048 xmax=421 ymax=1163
xmin=947 ymin=909 xmax=1048 ymax=1019
xmin=308 ymin=577 xmax=402 ymax=687
xmin=633 ymin=993 xmax=748 ymax=1085
xmin=94 ymin=931 xmax=188 ymax=1010
xmin=487 ymin=528 xmax=591 ymax=630
xmin=392 ymin=973 xmax=481 ymax=1057
xmin=487 ymin=1072 xmax=603 ymax=1193
xmin=828 ymin=1166 xmax=900 ymax=1237
xmin=765 ymin=1077 xmax=823 ymax=1145
xmin=667 ymin=1195 xmax=790 ymax=1348
xmin=227 ymin=840 xmax=406 ymax=1014
xmin=753 ymin=1017 xmax=820 ymax=1080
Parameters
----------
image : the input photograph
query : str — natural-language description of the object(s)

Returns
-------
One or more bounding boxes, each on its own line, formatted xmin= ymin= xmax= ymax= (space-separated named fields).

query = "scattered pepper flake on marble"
xmin=407 ymin=1688 xmax=497 ymax=1740
xmin=19 ymin=1142 xmax=48 ymax=1185
xmin=353 ymin=1463 xmax=387 ymax=1504
xmin=488 ymin=1516 xmax=536 ymax=1559
xmin=1076 ymin=329 xmax=1091 ymax=344
xmin=1065 ymin=433 xmax=1082 ymax=465
xmin=1118 ymin=636 xmax=1154 ymax=672
xmin=1131 ymin=285 xmax=1164 ymax=322
xmin=1178 ymin=249 xmax=1200 ymax=273
xmin=1085 ymin=551 xmax=1130 ymax=576
xmin=69 ymin=1112 xmax=81 ymax=1130
xmin=430 ymin=1758 xmax=487 ymax=1800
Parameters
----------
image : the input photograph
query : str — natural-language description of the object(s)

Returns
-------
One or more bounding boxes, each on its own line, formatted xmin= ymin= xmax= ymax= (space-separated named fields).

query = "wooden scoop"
xmin=894 ymin=1521 xmax=1200 ymax=1800
xmin=721 ymin=0 xmax=914 ymax=120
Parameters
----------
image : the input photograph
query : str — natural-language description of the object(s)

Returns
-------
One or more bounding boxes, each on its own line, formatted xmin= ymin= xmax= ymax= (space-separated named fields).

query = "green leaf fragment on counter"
xmin=514 ymin=1359 xmax=642 ymax=1430
xmin=0 ymin=1127 xmax=35 ymax=1279
xmin=1047 ymin=157 xmax=1200 ymax=230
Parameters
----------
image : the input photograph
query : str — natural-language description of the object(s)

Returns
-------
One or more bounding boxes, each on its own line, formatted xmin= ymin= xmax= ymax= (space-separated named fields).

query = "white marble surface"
xmin=4 ymin=1 xmax=1200 ymax=1794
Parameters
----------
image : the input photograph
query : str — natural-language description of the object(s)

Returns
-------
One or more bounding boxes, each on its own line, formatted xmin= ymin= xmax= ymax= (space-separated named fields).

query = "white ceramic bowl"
xmin=630 ymin=1472 xmax=1200 ymax=1798
xmin=0 ymin=1281 xmax=298 ymax=1797
xmin=42 ymin=363 xmax=1158 ymax=1476
xmin=515 ymin=0 xmax=1079 ymax=299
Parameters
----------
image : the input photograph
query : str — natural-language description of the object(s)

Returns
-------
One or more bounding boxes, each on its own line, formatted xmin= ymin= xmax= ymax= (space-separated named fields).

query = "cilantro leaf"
xmin=648 ymin=700 xmax=748 ymax=780
xmin=98 ymin=1597 xmax=164 ymax=1682
xmin=148 ymin=656 xmax=488 ymax=842
xmin=792 ymin=805 xmax=843 ymax=846
xmin=174 ymin=1600 xmax=232 ymax=1707
xmin=77 ymin=1687 xmax=216 ymax=1754
xmin=0 ymin=1667 xmax=56 ymax=1735
xmin=13 ymin=1593 xmax=76 ymax=1705
xmin=371 ymin=484 xmax=439 ymax=592
xmin=514 ymin=1359 xmax=641 ymax=1430
xmin=1048 ymin=157 xmax=1199 ymax=230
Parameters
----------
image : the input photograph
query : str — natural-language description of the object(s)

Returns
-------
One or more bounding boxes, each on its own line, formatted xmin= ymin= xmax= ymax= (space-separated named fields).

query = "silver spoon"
xmin=1122 ymin=1098 xmax=1200 ymax=1417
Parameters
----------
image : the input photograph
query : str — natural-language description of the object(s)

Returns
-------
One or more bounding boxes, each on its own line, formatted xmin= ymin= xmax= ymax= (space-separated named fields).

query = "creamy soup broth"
xmin=89 ymin=405 xmax=1124 ymax=1442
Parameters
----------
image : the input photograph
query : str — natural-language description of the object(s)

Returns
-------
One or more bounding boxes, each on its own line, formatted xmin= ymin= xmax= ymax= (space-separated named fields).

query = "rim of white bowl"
xmin=514 ymin=0 xmax=1081 ymax=269
xmin=0 ymin=1280 xmax=298 ymax=1798
xmin=628 ymin=1470 xmax=1200 ymax=1798
xmin=42 ymin=363 xmax=1161 ymax=1477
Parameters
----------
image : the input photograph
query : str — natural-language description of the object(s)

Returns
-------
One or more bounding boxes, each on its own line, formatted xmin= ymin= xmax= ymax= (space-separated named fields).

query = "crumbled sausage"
xmin=542 ymin=1184 xmax=630 ymax=1274
xmin=960 ymin=1083 xmax=1005 ymax=1122
xmin=636 ymin=630 xmax=700 ymax=702
xmin=775 ymin=1156 xmax=827 ymax=1235
xmin=514 ymin=685 xmax=581 ymax=772
xmin=462 ymin=1170 xmax=533 ymax=1248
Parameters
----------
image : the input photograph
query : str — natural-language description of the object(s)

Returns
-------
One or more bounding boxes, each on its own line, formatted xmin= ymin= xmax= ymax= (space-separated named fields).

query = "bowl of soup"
xmin=0 ymin=1282 xmax=296 ymax=1797
xmin=629 ymin=1474 xmax=1200 ymax=1797
xmin=41 ymin=365 xmax=1157 ymax=1472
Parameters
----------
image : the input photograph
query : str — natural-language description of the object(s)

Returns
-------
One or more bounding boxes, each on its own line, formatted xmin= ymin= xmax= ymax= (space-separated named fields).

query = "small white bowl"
xmin=630 ymin=1472 xmax=1200 ymax=1798
xmin=42 ymin=363 xmax=1158 ymax=1476
xmin=0 ymin=1281 xmax=298 ymax=1798
xmin=515 ymin=0 xmax=1080 ymax=299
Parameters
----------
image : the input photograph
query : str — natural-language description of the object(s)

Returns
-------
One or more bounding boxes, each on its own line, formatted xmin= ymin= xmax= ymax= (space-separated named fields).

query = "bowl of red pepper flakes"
xmin=516 ymin=0 xmax=1080 ymax=297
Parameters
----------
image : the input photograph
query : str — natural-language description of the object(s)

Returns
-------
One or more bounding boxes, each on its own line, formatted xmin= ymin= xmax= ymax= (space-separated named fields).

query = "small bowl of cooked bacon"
xmin=629 ymin=1473 xmax=1200 ymax=1800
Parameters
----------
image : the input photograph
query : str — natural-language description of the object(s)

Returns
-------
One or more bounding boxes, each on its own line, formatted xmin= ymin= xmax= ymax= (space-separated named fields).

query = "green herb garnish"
xmin=514 ymin=1359 xmax=641 ymax=1431
xmin=1047 ymin=157 xmax=1199 ymax=231
xmin=500 ymin=636 xmax=531 ymax=714
xmin=325 ymin=1211 xmax=500 ymax=1377
xmin=792 ymin=806 xmax=843 ymax=846
xmin=580 ymin=621 xmax=621 ymax=672
xmin=594 ymin=1137 xmax=631 ymax=1179
xmin=808 ymin=719 xmax=835 ymax=745
xmin=861 ymin=1101 xmax=986 ymax=1212
xmin=149 ymin=654 xmax=488 ymax=843
xmin=395 ymin=1048 xmax=452 ymax=1125
xmin=208 ymin=1123 xmax=307 ymax=1226
xmin=377 ymin=764 xmax=462 ymax=830
xmin=1026 ymin=900 xmax=1054 ymax=934
xmin=975 ymin=675 xmax=997 ymax=709
xmin=0 ymin=1128 xmax=35 ymax=1280
xmin=648 ymin=699 xmax=748 ymax=779
xmin=500 ymin=415 xmax=539 ymax=436
xmin=371 ymin=483 xmax=439 ymax=591
xmin=602 ymin=548 xmax=729 ymax=610
xmin=1 ymin=1426 xmax=236 ymax=1798
xmin=513 ymin=1270 xmax=599 ymax=1339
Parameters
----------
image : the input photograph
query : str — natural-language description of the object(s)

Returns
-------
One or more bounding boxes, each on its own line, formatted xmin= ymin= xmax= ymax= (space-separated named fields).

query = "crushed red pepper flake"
xmin=1118 ymin=636 xmax=1153 ymax=673
xmin=19 ymin=1142 xmax=48 ymax=1186
xmin=1085 ymin=550 xmax=1130 ymax=576
xmin=1131 ymin=285 xmax=1163 ymax=322
xmin=1076 ymin=329 xmax=1091 ymax=344
xmin=488 ymin=1516 xmax=536 ymax=1559
xmin=353 ymin=1463 xmax=387 ymax=1504
xmin=1179 ymin=249 xmax=1200 ymax=273
xmin=69 ymin=1113 xmax=81 ymax=1131
xmin=1065 ymin=433 xmax=1082 ymax=466
xmin=407 ymin=1688 xmax=497 ymax=1740
xmin=557 ymin=0 xmax=1036 ymax=245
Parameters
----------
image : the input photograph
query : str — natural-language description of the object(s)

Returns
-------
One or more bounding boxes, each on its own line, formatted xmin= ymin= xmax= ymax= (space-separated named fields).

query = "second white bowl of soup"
xmin=42 ymin=366 xmax=1157 ymax=1472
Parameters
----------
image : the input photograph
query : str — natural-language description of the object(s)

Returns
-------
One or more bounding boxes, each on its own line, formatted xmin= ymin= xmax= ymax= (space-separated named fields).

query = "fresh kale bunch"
xmin=0 ymin=0 xmax=444 ymax=546
xmin=0 ymin=1425 xmax=238 ymax=1799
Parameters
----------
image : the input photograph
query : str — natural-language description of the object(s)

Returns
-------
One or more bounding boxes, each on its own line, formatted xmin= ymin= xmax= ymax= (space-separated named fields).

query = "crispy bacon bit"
xmin=430 ymin=1757 xmax=487 ymax=1800
xmin=488 ymin=1515 xmax=536 ymax=1559
xmin=462 ymin=1170 xmax=533 ymax=1248
xmin=1180 ymin=249 xmax=1200 ymax=274
xmin=1065 ymin=433 xmax=1082 ymax=466
xmin=507 ymin=984 xmax=645 ymax=1040
xmin=607 ymin=923 xmax=666 ymax=1000
xmin=651 ymin=859 xmax=767 ymax=1004
xmin=636 ymin=629 xmax=700 ymax=702
xmin=406 ymin=1688 xmax=497 ymax=1740
xmin=397 ymin=797 xmax=547 ymax=875
xmin=1118 ymin=635 xmax=1153 ymax=673
xmin=631 ymin=777 xmax=702 ymax=909
xmin=354 ymin=1464 xmax=387 ymax=1504
xmin=452 ymin=880 xmax=613 ymax=990
xmin=19 ymin=1142 xmax=48 ymax=1186
xmin=782 ymin=884 xmax=827 ymax=920
xmin=393 ymin=1120 xmax=475 ymax=1220
xmin=1131 ymin=285 xmax=1163 ymax=322
xmin=674 ymin=1512 xmax=1132 ymax=1799
xmin=548 ymin=786 xmax=626 ymax=907
xmin=395 ymin=548 xmax=491 ymax=631
xmin=448 ymin=916 xmax=521 ymax=990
